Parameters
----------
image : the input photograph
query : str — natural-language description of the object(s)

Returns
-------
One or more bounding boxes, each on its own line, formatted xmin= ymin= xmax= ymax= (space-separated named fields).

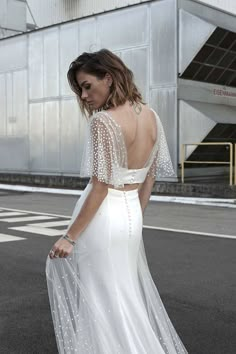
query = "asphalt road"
xmin=0 ymin=190 xmax=235 ymax=354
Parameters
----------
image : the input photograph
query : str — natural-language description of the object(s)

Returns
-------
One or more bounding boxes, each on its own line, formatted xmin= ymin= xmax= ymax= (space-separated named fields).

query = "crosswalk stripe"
xmin=0 ymin=216 xmax=56 ymax=223
xmin=0 ymin=233 xmax=26 ymax=242
xmin=0 ymin=207 xmax=71 ymax=218
xmin=9 ymin=225 xmax=67 ymax=236
xmin=28 ymin=220 xmax=70 ymax=228
xmin=0 ymin=212 xmax=27 ymax=217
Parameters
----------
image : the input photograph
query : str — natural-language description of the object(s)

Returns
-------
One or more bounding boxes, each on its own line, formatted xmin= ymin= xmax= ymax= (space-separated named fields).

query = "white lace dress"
xmin=45 ymin=110 xmax=188 ymax=354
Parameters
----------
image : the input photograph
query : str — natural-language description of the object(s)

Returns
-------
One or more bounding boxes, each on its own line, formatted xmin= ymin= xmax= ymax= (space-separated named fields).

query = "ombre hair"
xmin=67 ymin=49 xmax=144 ymax=116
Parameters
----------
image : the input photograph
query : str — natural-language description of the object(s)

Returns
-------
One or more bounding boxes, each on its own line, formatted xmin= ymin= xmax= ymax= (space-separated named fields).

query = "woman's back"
xmin=107 ymin=102 xmax=158 ymax=171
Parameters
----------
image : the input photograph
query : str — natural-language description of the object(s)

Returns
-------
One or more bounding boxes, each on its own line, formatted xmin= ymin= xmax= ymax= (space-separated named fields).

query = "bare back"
xmin=107 ymin=102 xmax=157 ymax=190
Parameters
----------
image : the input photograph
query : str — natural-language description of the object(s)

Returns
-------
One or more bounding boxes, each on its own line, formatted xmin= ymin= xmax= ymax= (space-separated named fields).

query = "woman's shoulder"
xmin=89 ymin=110 xmax=121 ymax=130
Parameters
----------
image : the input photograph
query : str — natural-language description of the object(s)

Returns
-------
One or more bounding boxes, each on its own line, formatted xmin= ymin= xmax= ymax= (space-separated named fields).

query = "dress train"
xmin=46 ymin=183 xmax=188 ymax=354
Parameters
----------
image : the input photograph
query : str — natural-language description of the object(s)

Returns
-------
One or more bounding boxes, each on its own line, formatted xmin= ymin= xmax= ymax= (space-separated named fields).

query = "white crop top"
xmin=79 ymin=109 xmax=174 ymax=188
xmin=118 ymin=166 xmax=150 ymax=184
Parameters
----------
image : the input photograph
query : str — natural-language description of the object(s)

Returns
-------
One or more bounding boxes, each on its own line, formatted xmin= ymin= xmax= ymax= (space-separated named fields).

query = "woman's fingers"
xmin=49 ymin=239 xmax=73 ymax=259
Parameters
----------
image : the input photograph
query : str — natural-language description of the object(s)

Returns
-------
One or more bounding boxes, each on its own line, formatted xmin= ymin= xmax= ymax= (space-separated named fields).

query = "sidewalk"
xmin=0 ymin=182 xmax=236 ymax=208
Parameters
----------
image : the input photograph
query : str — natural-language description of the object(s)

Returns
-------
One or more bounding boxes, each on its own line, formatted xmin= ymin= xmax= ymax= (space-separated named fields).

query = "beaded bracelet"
xmin=62 ymin=234 xmax=76 ymax=246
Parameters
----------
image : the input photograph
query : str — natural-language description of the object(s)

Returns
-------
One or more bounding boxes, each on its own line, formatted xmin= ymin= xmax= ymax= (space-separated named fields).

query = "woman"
xmin=46 ymin=49 xmax=188 ymax=354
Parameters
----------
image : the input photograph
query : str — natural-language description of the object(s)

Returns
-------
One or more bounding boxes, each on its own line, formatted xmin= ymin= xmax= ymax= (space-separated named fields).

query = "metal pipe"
xmin=181 ymin=144 xmax=185 ymax=183
xmin=235 ymin=144 xmax=236 ymax=185
xmin=229 ymin=143 xmax=233 ymax=186
xmin=181 ymin=142 xmax=233 ymax=185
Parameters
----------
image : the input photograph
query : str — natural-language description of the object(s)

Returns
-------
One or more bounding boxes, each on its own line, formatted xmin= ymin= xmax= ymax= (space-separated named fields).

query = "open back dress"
xmin=45 ymin=109 xmax=188 ymax=354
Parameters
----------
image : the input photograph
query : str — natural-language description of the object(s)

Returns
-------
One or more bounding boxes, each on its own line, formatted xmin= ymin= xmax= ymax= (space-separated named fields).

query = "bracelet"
xmin=62 ymin=234 xmax=76 ymax=246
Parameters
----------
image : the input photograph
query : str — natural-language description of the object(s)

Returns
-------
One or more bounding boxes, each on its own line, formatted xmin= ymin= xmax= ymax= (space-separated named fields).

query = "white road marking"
xmin=0 ymin=207 xmax=70 ymax=218
xmin=29 ymin=220 xmax=70 ymax=228
xmin=9 ymin=225 xmax=67 ymax=236
xmin=0 ymin=215 xmax=56 ymax=223
xmin=0 ymin=233 xmax=26 ymax=242
xmin=0 ymin=208 xmax=234 ymax=240
xmin=0 ymin=212 xmax=27 ymax=217
xmin=143 ymin=225 xmax=236 ymax=240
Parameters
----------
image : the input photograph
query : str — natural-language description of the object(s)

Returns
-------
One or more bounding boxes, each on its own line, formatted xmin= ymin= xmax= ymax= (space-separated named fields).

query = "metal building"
xmin=0 ymin=0 xmax=236 ymax=182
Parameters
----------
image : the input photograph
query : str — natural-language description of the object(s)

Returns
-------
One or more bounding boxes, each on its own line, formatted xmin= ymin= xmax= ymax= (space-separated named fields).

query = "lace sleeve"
xmin=79 ymin=111 xmax=128 ymax=188
xmin=147 ymin=110 xmax=175 ymax=179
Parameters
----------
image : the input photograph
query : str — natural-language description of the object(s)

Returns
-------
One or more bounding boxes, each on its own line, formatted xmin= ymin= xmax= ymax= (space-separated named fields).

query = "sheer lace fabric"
xmin=79 ymin=111 xmax=128 ymax=188
xmin=147 ymin=109 xmax=175 ymax=180
xmin=46 ymin=185 xmax=188 ymax=354
xmin=79 ymin=110 xmax=175 ymax=187
xmin=45 ymin=108 xmax=188 ymax=354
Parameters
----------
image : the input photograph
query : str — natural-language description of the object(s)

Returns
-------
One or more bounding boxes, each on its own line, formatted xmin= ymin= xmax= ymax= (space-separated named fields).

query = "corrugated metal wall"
xmin=26 ymin=0 xmax=236 ymax=29
xmin=0 ymin=0 xmax=178 ymax=176
xmin=197 ymin=0 xmax=236 ymax=15
xmin=26 ymin=0 xmax=152 ymax=28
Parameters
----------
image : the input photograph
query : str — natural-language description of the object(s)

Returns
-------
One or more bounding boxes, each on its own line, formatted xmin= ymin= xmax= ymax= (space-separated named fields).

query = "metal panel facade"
xmin=179 ymin=9 xmax=215 ymax=75
xmin=179 ymin=100 xmax=216 ymax=159
xmin=0 ymin=36 xmax=27 ymax=72
xmin=197 ymin=0 xmax=236 ymax=15
xmin=1 ymin=0 xmax=179 ymax=176
xmin=97 ymin=6 xmax=148 ymax=50
xmin=1 ymin=0 xmax=235 ymax=178
xmin=29 ymin=103 xmax=44 ymax=170
xmin=60 ymin=23 xmax=79 ymax=96
xmin=0 ymin=0 xmax=26 ymax=36
xmin=0 ymin=74 xmax=6 ymax=135
xmin=60 ymin=99 xmax=81 ymax=172
xmin=150 ymin=0 xmax=177 ymax=85
xmin=26 ymin=0 xmax=151 ymax=28
xmin=25 ymin=0 xmax=236 ymax=29
xmin=29 ymin=32 xmax=44 ymax=99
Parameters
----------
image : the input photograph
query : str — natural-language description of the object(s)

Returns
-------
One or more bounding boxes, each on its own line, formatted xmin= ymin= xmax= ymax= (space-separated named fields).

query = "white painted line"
xmin=0 ymin=233 xmax=26 ymax=242
xmin=0 ymin=212 xmax=27 ymax=217
xmin=9 ymin=225 xmax=67 ymax=236
xmin=0 ymin=183 xmax=82 ymax=195
xmin=0 ymin=215 xmax=56 ymax=223
xmin=150 ymin=196 xmax=236 ymax=208
xmin=0 ymin=207 xmax=71 ymax=219
xmin=0 ymin=208 xmax=234 ymax=240
xmin=28 ymin=220 xmax=70 ymax=228
xmin=143 ymin=225 xmax=236 ymax=240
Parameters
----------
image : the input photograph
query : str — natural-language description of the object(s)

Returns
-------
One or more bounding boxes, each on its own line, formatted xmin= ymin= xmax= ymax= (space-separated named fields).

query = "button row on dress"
xmin=123 ymin=191 xmax=132 ymax=238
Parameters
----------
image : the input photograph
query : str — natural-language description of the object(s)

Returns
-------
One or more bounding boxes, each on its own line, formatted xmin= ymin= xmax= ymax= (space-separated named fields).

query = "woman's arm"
xmin=138 ymin=175 xmax=156 ymax=215
xmin=49 ymin=177 xmax=108 ymax=259
xmin=66 ymin=177 xmax=108 ymax=240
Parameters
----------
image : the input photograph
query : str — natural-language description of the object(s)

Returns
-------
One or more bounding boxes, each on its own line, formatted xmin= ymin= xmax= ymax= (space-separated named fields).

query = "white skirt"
xmin=45 ymin=183 xmax=188 ymax=354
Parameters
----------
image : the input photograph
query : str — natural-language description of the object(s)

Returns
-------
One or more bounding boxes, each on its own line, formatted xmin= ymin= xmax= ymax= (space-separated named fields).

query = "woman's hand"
xmin=49 ymin=237 xmax=74 ymax=259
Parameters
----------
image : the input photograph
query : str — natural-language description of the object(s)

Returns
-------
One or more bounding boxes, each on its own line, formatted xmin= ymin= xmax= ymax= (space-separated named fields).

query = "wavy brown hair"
xmin=67 ymin=49 xmax=144 ymax=116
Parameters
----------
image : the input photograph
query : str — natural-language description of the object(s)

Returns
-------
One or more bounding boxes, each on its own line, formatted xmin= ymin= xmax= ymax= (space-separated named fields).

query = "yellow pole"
xmin=229 ymin=143 xmax=233 ymax=186
xmin=235 ymin=144 xmax=236 ymax=185
xmin=181 ymin=144 xmax=185 ymax=183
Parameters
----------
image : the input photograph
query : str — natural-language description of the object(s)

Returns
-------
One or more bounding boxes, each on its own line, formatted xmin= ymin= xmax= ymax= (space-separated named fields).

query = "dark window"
xmin=218 ymin=31 xmax=236 ymax=49
xmin=218 ymin=52 xmax=236 ymax=68
xmin=194 ymin=65 xmax=213 ymax=81
xmin=180 ymin=27 xmax=236 ymax=88
xmin=181 ymin=62 xmax=201 ymax=79
xmin=206 ymin=27 xmax=226 ymax=46
xmin=229 ymin=59 xmax=236 ymax=70
xmin=231 ymin=42 xmax=236 ymax=52
xmin=206 ymin=48 xmax=226 ymax=65
xmin=216 ymin=70 xmax=234 ymax=85
xmin=229 ymin=75 xmax=236 ymax=87
xmin=207 ymin=68 xmax=225 ymax=82
xmin=194 ymin=45 xmax=214 ymax=62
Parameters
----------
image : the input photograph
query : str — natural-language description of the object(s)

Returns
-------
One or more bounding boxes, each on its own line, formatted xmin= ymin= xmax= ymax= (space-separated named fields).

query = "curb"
xmin=0 ymin=183 xmax=236 ymax=208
